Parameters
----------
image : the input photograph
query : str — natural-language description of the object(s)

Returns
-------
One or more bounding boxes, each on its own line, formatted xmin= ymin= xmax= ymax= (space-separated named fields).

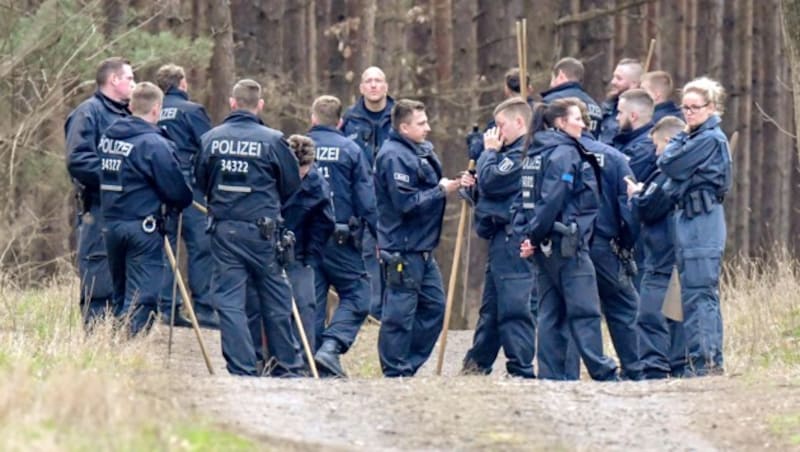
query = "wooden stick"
xmin=521 ymin=18 xmax=528 ymax=98
xmin=435 ymin=160 xmax=476 ymax=376
xmin=516 ymin=21 xmax=525 ymax=99
xmin=192 ymin=200 xmax=208 ymax=215
xmin=290 ymin=294 xmax=319 ymax=379
xmin=644 ymin=38 xmax=656 ymax=72
xmin=164 ymin=237 xmax=215 ymax=375
xmin=167 ymin=212 xmax=184 ymax=361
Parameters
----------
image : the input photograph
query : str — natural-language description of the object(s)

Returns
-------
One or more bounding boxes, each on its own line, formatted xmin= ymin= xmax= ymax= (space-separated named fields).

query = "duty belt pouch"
xmin=701 ymin=191 xmax=714 ymax=214
xmin=333 ymin=224 xmax=351 ymax=246
xmin=277 ymin=229 xmax=296 ymax=266
xmin=256 ymin=217 xmax=276 ymax=240
xmin=380 ymin=250 xmax=405 ymax=288
xmin=554 ymin=222 xmax=579 ymax=258
xmin=348 ymin=217 xmax=363 ymax=251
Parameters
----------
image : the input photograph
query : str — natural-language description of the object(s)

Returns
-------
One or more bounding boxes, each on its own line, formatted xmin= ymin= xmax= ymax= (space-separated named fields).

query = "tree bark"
xmin=207 ymin=0 xmax=236 ymax=123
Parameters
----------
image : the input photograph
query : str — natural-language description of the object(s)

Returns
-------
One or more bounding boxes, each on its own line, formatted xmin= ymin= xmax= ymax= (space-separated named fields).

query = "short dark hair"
xmin=504 ymin=68 xmax=530 ymax=94
xmin=95 ymin=57 xmax=130 ymax=87
xmin=552 ymin=57 xmax=584 ymax=82
xmin=231 ymin=79 xmax=261 ymax=110
xmin=129 ymin=82 xmax=163 ymax=116
xmin=493 ymin=97 xmax=532 ymax=127
xmin=391 ymin=99 xmax=426 ymax=129
xmin=155 ymin=64 xmax=186 ymax=92
xmin=311 ymin=95 xmax=342 ymax=127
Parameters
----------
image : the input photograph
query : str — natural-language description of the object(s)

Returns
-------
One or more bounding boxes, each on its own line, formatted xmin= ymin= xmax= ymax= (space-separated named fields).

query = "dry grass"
xmin=721 ymin=251 xmax=800 ymax=375
xmin=0 ymin=274 xmax=253 ymax=451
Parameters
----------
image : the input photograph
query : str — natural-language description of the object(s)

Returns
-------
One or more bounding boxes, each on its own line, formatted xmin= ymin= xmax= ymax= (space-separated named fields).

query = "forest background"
xmin=2 ymin=0 xmax=799 ymax=327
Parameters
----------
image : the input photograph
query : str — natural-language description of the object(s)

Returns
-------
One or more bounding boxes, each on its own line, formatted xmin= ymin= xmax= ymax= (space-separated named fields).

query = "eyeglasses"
xmin=680 ymin=102 xmax=709 ymax=113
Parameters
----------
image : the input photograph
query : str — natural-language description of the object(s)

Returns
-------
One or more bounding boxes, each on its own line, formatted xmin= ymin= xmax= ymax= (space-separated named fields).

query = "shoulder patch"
xmin=394 ymin=172 xmax=410 ymax=183
xmin=561 ymin=173 xmax=574 ymax=183
xmin=498 ymin=157 xmax=515 ymax=174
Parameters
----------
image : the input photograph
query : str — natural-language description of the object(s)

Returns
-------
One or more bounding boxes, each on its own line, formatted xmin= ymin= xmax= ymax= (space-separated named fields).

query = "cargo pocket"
xmin=680 ymin=247 xmax=722 ymax=289
xmin=497 ymin=273 xmax=534 ymax=321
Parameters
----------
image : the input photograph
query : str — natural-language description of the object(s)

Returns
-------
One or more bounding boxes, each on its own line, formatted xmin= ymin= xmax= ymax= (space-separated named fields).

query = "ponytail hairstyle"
xmin=682 ymin=76 xmax=726 ymax=115
xmin=524 ymin=98 xmax=583 ymax=149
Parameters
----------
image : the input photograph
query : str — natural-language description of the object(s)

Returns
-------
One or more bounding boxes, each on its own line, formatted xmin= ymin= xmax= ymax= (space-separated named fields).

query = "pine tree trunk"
xmin=207 ymin=0 xmax=236 ymax=123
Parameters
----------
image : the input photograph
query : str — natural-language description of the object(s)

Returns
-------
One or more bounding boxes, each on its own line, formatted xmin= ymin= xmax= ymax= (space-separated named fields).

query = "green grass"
xmin=769 ymin=413 xmax=800 ymax=446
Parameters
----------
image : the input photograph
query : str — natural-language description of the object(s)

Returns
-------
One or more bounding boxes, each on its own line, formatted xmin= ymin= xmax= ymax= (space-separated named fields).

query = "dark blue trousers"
xmin=589 ymin=241 xmax=643 ymax=380
xmin=378 ymin=253 xmax=445 ymax=377
xmin=78 ymin=203 xmax=117 ymax=327
xmin=674 ymin=205 xmax=725 ymax=376
xmin=210 ymin=220 xmax=304 ymax=377
xmin=103 ymin=220 xmax=162 ymax=335
xmin=363 ymin=230 xmax=384 ymax=319
xmin=463 ymin=233 xmax=535 ymax=378
xmin=313 ymin=240 xmax=370 ymax=352
xmin=637 ymin=270 xmax=672 ymax=378
xmin=536 ymin=246 xmax=618 ymax=381
xmin=159 ymin=187 xmax=214 ymax=317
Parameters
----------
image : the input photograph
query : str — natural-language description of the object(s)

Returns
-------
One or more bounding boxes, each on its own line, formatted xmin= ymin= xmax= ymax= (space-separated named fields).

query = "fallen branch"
xmin=754 ymin=101 xmax=796 ymax=139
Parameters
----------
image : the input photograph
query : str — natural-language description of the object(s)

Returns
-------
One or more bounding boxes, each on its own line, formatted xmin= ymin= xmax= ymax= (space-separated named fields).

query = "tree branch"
xmin=555 ymin=0 xmax=656 ymax=27
xmin=754 ymin=101 xmax=796 ymax=139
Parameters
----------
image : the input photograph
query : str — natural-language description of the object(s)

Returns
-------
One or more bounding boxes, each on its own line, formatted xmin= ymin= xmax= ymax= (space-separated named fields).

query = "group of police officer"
xmin=65 ymin=55 xmax=729 ymax=380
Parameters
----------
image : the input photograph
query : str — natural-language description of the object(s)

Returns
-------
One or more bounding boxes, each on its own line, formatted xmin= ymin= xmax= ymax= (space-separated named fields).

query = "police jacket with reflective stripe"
xmin=99 ymin=116 xmax=192 ymax=221
xmin=374 ymin=129 xmax=446 ymax=252
xmin=196 ymin=110 xmax=301 ymax=222
xmin=65 ymin=91 xmax=130 ymax=196
xmin=513 ymin=129 xmax=600 ymax=247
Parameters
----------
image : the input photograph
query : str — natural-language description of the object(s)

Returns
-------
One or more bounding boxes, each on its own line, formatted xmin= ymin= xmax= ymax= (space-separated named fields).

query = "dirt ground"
xmin=157 ymin=323 xmax=800 ymax=451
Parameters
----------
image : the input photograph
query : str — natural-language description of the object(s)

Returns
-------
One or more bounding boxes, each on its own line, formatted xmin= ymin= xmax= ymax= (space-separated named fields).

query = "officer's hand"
xmin=439 ymin=177 xmax=461 ymax=194
xmin=460 ymin=171 xmax=476 ymax=188
xmin=624 ymin=176 xmax=644 ymax=199
xmin=483 ymin=127 xmax=503 ymax=151
xmin=520 ymin=239 xmax=535 ymax=258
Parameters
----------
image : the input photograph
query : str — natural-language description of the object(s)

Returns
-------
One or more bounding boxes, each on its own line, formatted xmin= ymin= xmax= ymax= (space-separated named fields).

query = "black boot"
xmin=314 ymin=339 xmax=347 ymax=378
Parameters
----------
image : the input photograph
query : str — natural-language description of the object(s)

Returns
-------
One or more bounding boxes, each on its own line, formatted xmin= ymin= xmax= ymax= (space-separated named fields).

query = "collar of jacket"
xmin=350 ymin=95 xmax=395 ymax=121
xmin=613 ymin=122 xmax=654 ymax=147
xmin=540 ymin=81 xmax=585 ymax=99
xmin=165 ymin=87 xmax=190 ymax=100
xmin=688 ymin=115 xmax=722 ymax=137
xmin=310 ymin=124 xmax=343 ymax=136
xmin=602 ymin=97 xmax=619 ymax=114
xmin=388 ymin=128 xmax=433 ymax=157
xmin=223 ymin=109 xmax=265 ymax=125
xmin=655 ymin=100 xmax=681 ymax=115
xmin=94 ymin=90 xmax=130 ymax=115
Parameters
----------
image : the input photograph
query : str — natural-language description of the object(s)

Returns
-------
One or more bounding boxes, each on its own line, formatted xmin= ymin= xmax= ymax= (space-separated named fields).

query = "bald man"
xmin=341 ymin=66 xmax=395 ymax=320
xmin=599 ymin=59 xmax=643 ymax=145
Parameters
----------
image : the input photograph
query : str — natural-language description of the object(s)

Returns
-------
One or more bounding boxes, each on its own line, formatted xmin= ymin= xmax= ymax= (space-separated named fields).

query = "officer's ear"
xmin=229 ymin=97 xmax=237 ymax=110
xmin=336 ymin=118 xmax=343 ymax=129
xmin=256 ymin=98 xmax=265 ymax=112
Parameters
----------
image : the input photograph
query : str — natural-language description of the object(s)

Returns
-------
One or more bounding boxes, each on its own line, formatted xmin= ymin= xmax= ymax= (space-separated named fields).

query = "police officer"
xmin=276 ymin=134 xmax=335 ymax=367
xmin=612 ymin=89 xmax=658 ymax=182
xmin=578 ymin=103 xmax=643 ymax=381
xmin=66 ymin=57 xmax=134 ymax=327
xmin=154 ymin=64 xmax=217 ymax=329
xmin=658 ymin=77 xmax=731 ymax=377
xmin=98 ymin=82 xmax=193 ymax=336
xmin=641 ymin=71 xmax=684 ymax=125
xmin=514 ymin=99 xmax=618 ymax=381
xmin=599 ymin=58 xmax=643 ymax=145
xmin=466 ymin=68 xmax=533 ymax=161
xmin=341 ymin=66 xmax=394 ymax=320
xmin=628 ymin=116 xmax=688 ymax=379
xmin=459 ymin=98 xmax=536 ymax=378
xmin=308 ymin=95 xmax=377 ymax=377
xmin=374 ymin=99 xmax=462 ymax=377
xmin=195 ymin=79 xmax=304 ymax=377
xmin=541 ymin=57 xmax=603 ymax=138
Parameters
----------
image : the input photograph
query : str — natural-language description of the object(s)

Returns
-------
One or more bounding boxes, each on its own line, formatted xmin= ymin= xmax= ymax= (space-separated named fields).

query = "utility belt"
xmin=676 ymin=190 xmax=723 ymax=218
xmin=538 ymin=221 xmax=579 ymax=258
xmin=379 ymin=250 xmax=431 ymax=290
xmin=206 ymin=216 xmax=296 ymax=266
xmin=608 ymin=236 xmax=638 ymax=278
xmin=332 ymin=216 xmax=363 ymax=250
